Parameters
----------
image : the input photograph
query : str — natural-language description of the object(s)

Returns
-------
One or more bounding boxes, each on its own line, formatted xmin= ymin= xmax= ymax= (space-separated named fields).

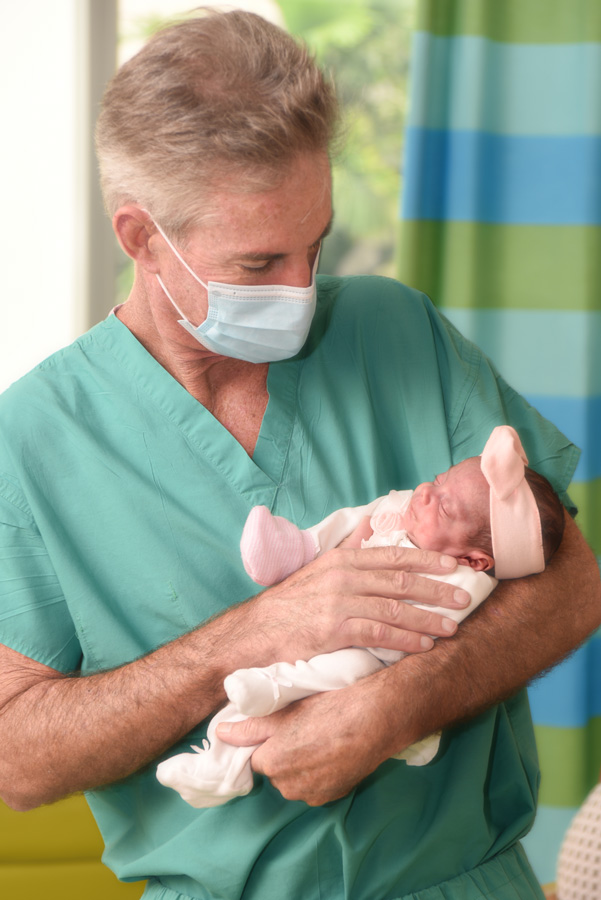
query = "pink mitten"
xmin=240 ymin=506 xmax=316 ymax=586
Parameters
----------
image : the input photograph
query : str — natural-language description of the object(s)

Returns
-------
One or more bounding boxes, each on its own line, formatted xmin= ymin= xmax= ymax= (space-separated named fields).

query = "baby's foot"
xmin=240 ymin=505 xmax=316 ymax=585
xmin=156 ymin=743 xmax=252 ymax=808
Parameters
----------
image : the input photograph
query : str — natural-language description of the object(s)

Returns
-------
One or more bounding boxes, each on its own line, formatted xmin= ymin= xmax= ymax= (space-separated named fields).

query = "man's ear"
xmin=112 ymin=206 xmax=160 ymax=272
xmin=456 ymin=550 xmax=495 ymax=572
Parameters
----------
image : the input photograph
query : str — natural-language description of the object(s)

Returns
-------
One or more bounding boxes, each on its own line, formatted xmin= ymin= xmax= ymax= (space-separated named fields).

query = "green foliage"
xmin=279 ymin=0 xmax=415 ymax=276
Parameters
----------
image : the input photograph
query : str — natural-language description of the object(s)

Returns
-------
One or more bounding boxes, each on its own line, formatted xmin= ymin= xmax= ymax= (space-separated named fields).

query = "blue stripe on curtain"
xmin=399 ymin=4 xmax=601 ymax=887
xmin=402 ymin=130 xmax=601 ymax=223
xmin=529 ymin=637 xmax=601 ymax=727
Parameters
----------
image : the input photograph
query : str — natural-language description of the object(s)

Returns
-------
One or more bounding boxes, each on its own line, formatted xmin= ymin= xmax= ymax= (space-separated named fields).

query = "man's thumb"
xmin=215 ymin=715 xmax=274 ymax=746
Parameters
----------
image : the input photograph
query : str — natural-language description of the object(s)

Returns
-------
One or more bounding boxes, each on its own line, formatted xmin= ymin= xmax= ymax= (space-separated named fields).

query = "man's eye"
xmin=241 ymin=260 xmax=273 ymax=273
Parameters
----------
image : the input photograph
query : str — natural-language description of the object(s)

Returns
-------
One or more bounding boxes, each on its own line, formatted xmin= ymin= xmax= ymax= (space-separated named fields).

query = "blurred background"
xmin=1 ymin=1 xmax=600 ymax=896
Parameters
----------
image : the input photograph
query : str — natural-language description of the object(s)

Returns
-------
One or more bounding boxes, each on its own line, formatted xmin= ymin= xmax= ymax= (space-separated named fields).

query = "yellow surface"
xmin=0 ymin=795 xmax=145 ymax=898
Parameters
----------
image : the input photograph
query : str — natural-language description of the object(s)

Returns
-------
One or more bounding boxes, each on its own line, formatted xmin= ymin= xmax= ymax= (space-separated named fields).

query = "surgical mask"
xmin=153 ymin=220 xmax=319 ymax=364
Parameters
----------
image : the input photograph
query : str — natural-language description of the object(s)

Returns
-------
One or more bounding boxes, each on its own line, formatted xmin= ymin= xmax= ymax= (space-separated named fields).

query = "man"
xmin=0 ymin=10 xmax=598 ymax=899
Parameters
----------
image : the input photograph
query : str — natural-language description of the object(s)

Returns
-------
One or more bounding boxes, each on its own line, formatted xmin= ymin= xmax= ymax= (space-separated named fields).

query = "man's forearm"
xmin=0 ymin=602 xmax=264 ymax=811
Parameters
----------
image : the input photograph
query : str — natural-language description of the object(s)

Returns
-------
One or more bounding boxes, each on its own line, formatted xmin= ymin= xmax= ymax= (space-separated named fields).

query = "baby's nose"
xmin=420 ymin=483 xmax=433 ymax=504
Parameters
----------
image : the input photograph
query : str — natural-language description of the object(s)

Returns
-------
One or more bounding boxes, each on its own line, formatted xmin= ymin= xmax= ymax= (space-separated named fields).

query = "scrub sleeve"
xmin=0 ymin=275 xmax=578 ymax=899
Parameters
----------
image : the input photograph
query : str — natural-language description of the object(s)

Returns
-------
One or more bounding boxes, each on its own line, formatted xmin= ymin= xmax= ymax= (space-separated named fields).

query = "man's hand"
xmin=217 ymin=676 xmax=391 ymax=806
xmin=251 ymin=543 xmax=470 ymax=664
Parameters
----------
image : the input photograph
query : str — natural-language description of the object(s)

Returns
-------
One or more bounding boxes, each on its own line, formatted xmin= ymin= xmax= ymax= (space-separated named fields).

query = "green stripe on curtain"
xmin=535 ymin=721 xmax=601 ymax=808
xmin=570 ymin=480 xmax=601 ymax=555
xmin=398 ymin=221 xmax=601 ymax=311
xmin=416 ymin=0 xmax=601 ymax=43
xmin=399 ymin=0 xmax=601 ymax=886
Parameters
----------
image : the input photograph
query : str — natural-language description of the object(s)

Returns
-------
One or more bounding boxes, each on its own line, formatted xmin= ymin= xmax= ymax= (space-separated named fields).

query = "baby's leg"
xmin=156 ymin=704 xmax=257 ymax=808
xmin=225 ymin=648 xmax=385 ymax=717
xmin=240 ymin=505 xmax=317 ymax=586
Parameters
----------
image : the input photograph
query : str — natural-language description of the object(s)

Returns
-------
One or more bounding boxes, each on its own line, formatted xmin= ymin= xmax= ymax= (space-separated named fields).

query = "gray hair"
xmin=95 ymin=9 xmax=340 ymax=238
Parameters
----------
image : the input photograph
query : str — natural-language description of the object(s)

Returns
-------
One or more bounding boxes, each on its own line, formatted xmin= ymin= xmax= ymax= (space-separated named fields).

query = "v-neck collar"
xmin=93 ymin=315 xmax=301 ymax=508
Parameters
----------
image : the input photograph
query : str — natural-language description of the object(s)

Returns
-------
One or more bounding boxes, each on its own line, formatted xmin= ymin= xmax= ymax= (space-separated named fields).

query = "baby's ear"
xmin=457 ymin=550 xmax=495 ymax=572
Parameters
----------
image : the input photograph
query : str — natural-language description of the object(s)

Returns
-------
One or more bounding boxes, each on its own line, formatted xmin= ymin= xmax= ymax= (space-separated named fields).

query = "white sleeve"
xmin=307 ymin=490 xmax=413 ymax=555
xmin=225 ymin=648 xmax=385 ymax=717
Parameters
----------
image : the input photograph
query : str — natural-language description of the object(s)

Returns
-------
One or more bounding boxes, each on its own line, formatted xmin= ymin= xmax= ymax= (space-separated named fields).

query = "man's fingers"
xmin=324 ymin=560 xmax=471 ymax=612
xmin=337 ymin=595 xmax=460 ymax=652
xmin=346 ymin=544 xmax=459 ymax=575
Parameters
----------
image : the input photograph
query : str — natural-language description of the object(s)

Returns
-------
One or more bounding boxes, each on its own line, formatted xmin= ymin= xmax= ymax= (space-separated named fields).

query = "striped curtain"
xmin=398 ymin=0 xmax=601 ymax=887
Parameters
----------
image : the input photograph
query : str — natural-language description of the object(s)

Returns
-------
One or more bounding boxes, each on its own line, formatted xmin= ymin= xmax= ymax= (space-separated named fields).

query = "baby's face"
xmin=405 ymin=457 xmax=489 ymax=557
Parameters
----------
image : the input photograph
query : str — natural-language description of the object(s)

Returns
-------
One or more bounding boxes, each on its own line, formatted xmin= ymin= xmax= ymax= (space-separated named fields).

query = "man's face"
xmin=151 ymin=151 xmax=333 ymax=353
xmin=405 ymin=457 xmax=490 ymax=558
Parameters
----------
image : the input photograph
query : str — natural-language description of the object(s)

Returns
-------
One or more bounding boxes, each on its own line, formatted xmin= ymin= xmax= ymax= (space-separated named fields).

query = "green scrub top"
xmin=0 ymin=275 xmax=578 ymax=899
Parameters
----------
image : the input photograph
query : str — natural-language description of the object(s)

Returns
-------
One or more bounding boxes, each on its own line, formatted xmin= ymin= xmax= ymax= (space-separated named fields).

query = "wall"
xmin=0 ymin=0 xmax=117 ymax=393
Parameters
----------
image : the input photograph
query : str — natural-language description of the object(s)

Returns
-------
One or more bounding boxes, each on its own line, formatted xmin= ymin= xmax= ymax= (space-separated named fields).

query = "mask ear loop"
xmin=155 ymin=274 xmax=194 ymax=325
xmin=146 ymin=214 xmax=209 ymax=327
xmin=152 ymin=219 xmax=210 ymax=290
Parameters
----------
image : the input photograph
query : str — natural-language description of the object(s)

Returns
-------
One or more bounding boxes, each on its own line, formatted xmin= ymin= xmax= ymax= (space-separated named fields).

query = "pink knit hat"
xmin=480 ymin=426 xmax=545 ymax=579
